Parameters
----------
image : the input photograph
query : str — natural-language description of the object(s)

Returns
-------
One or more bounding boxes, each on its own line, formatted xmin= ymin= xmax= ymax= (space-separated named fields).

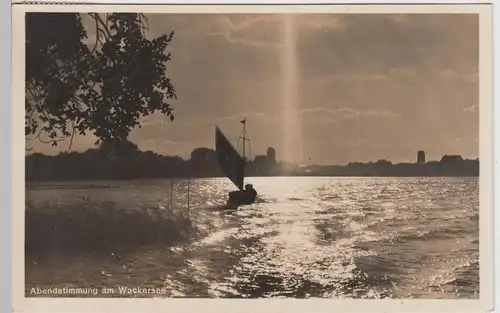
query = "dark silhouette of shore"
xmin=25 ymin=140 xmax=478 ymax=182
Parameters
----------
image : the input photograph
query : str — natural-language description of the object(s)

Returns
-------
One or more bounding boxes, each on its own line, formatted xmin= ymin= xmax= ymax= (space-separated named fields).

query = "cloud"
xmin=163 ymin=140 xmax=187 ymax=146
xmin=463 ymin=104 xmax=479 ymax=113
xmin=297 ymin=14 xmax=478 ymax=78
xmin=206 ymin=15 xmax=283 ymax=49
xmin=299 ymin=15 xmax=344 ymax=31
xmin=213 ymin=112 xmax=272 ymax=123
xmin=139 ymin=112 xmax=272 ymax=129
xmin=300 ymin=107 xmax=402 ymax=120
xmin=136 ymin=139 xmax=188 ymax=156
xmin=436 ymin=69 xmax=478 ymax=83
xmin=140 ymin=119 xmax=167 ymax=127
xmin=30 ymin=13 xmax=479 ymax=163
xmin=321 ymin=139 xmax=414 ymax=149
xmin=204 ymin=15 xmax=345 ymax=49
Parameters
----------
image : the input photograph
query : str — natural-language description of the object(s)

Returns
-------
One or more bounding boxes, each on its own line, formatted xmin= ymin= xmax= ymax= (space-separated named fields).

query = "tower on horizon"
xmin=267 ymin=147 xmax=276 ymax=164
xmin=417 ymin=150 xmax=426 ymax=163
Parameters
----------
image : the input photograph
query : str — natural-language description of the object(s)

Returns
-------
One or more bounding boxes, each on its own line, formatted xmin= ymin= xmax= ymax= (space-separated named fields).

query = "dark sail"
xmin=215 ymin=126 xmax=245 ymax=190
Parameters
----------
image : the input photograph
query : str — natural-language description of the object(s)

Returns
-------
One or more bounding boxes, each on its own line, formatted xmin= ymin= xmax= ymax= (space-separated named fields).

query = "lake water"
xmin=25 ymin=177 xmax=479 ymax=299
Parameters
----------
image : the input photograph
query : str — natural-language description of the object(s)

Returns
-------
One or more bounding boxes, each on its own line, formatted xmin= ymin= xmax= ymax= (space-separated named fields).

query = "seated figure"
xmin=244 ymin=184 xmax=257 ymax=200
xmin=227 ymin=184 xmax=258 ymax=208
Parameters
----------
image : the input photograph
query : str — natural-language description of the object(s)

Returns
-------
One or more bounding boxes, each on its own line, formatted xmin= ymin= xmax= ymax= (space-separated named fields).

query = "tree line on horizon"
xmin=25 ymin=139 xmax=227 ymax=181
xmin=25 ymin=140 xmax=479 ymax=181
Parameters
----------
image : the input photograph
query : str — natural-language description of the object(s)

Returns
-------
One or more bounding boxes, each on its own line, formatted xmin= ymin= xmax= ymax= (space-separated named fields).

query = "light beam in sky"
xmin=281 ymin=14 xmax=303 ymax=164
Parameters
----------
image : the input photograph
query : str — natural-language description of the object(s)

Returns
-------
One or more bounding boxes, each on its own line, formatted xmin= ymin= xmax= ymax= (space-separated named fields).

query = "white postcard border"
xmin=12 ymin=3 xmax=494 ymax=313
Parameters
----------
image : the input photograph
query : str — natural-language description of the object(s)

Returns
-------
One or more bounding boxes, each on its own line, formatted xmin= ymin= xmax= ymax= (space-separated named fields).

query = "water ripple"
xmin=25 ymin=177 xmax=479 ymax=299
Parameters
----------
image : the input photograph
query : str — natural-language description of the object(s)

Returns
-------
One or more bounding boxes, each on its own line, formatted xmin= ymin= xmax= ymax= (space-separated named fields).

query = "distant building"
xmin=253 ymin=155 xmax=268 ymax=164
xmin=417 ymin=150 xmax=426 ymax=163
xmin=267 ymin=147 xmax=277 ymax=164
xmin=440 ymin=155 xmax=463 ymax=163
xmin=246 ymin=147 xmax=279 ymax=175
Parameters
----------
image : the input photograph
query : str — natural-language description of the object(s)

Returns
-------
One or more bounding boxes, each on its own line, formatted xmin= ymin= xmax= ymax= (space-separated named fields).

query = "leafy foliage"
xmin=25 ymin=13 xmax=177 ymax=148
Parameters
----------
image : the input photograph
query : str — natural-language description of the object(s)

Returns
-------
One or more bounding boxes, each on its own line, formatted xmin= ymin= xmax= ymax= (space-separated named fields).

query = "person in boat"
xmin=244 ymin=184 xmax=257 ymax=200
xmin=228 ymin=184 xmax=257 ymax=206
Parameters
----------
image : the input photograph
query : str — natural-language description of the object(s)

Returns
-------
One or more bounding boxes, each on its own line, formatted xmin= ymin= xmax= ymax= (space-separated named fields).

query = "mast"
xmin=238 ymin=119 xmax=250 ymax=185
xmin=238 ymin=119 xmax=250 ymax=162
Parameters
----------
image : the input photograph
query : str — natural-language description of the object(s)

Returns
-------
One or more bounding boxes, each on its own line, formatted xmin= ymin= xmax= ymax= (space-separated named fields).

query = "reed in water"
xmin=25 ymin=198 xmax=194 ymax=259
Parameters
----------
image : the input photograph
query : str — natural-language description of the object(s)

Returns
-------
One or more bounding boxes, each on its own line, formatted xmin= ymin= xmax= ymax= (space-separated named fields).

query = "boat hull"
xmin=227 ymin=189 xmax=257 ymax=208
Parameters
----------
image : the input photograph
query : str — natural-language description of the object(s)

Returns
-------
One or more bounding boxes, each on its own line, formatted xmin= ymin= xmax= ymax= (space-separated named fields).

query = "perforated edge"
xmin=13 ymin=1 xmax=113 ymax=5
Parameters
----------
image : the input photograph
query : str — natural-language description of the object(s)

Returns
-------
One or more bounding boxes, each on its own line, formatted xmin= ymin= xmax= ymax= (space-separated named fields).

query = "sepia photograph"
xmin=12 ymin=3 xmax=494 ymax=312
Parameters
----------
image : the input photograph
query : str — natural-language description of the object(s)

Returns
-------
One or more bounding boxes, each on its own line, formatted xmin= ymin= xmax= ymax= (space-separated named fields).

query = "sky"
xmin=26 ymin=13 xmax=479 ymax=165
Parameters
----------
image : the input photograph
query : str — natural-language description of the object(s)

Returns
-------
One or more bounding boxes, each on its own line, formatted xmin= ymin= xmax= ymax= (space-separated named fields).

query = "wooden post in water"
xmin=168 ymin=180 xmax=173 ymax=219
xmin=187 ymin=177 xmax=191 ymax=220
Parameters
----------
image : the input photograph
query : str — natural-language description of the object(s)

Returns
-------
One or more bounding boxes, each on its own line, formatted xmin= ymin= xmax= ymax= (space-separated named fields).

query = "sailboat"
xmin=215 ymin=119 xmax=257 ymax=208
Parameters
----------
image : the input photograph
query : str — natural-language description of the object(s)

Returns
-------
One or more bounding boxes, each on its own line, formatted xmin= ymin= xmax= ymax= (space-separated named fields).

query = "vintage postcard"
xmin=12 ymin=3 xmax=494 ymax=313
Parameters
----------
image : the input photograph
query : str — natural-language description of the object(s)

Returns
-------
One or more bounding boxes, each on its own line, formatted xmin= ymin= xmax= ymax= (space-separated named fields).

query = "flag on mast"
xmin=240 ymin=119 xmax=246 ymax=124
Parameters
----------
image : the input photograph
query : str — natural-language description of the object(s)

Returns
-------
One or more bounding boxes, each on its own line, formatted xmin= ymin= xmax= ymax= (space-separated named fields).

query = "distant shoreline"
xmin=25 ymin=150 xmax=479 ymax=182
xmin=25 ymin=174 xmax=479 ymax=184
